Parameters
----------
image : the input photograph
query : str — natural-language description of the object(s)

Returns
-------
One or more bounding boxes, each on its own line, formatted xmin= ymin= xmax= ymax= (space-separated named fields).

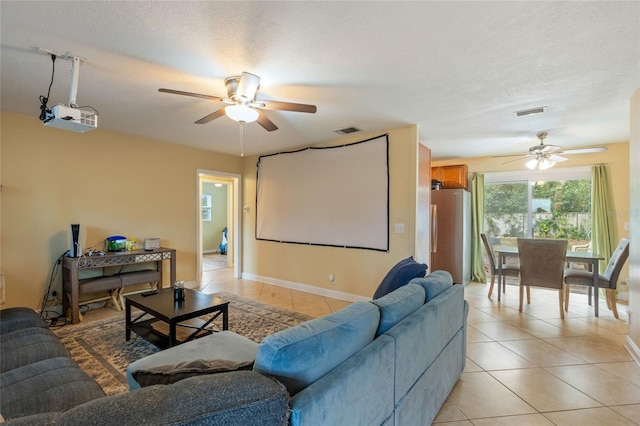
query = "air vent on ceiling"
xmin=513 ymin=106 xmax=546 ymax=117
xmin=334 ymin=126 xmax=361 ymax=135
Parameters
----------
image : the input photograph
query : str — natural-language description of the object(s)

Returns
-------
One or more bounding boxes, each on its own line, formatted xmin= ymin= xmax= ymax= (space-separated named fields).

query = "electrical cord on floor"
xmin=40 ymin=252 xmax=68 ymax=327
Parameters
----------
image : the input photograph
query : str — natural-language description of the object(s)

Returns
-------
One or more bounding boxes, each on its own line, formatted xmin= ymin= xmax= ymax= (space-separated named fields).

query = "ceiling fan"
xmin=159 ymin=72 xmax=316 ymax=132
xmin=494 ymin=132 xmax=607 ymax=170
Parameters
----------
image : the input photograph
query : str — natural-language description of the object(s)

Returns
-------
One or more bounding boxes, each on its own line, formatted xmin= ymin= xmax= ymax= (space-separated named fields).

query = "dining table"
xmin=494 ymin=245 xmax=605 ymax=316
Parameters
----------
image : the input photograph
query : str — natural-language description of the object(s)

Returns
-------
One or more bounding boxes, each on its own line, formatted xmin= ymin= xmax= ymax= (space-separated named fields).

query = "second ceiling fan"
xmin=495 ymin=132 xmax=607 ymax=170
xmin=159 ymin=72 xmax=317 ymax=132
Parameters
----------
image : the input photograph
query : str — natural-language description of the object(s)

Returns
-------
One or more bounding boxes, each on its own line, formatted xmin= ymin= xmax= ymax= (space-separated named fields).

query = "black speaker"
xmin=70 ymin=224 xmax=80 ymax=257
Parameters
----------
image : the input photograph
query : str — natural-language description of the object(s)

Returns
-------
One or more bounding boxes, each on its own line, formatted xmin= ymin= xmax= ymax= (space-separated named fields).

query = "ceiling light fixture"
xmin=225 ymin=104 xmax=259 ymax=123
xmin=525 ymin=156 xmax=556 ymax=170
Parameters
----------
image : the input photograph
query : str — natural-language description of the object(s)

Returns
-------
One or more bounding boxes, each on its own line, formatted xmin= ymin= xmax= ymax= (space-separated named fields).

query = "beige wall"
xmin=241 ymin=126 xmax=420 ymax=299
xmin=0 ymin=111 xmax=242 ymax=310
xmin=628 ymin=88 xmax=640 ymax=357
xmin=433 ymin=142 xmax=631 ymax=286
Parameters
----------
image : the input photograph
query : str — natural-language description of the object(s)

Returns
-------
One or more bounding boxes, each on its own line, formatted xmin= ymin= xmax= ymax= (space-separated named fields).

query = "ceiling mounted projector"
xmin=44 ymin=105 xmax=97 ymax=132
xmin=38 ymin=49 xmax=98 ymax=133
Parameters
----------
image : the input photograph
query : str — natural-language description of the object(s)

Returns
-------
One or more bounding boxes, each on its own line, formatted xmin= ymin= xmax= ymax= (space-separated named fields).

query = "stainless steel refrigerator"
xmin=430 ymin=189 xmax=471 ymax=284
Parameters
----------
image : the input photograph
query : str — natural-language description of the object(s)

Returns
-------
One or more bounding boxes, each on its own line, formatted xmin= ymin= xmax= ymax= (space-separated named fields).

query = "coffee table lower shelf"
xmin=128 ymin=317 xmax=216 ymax=350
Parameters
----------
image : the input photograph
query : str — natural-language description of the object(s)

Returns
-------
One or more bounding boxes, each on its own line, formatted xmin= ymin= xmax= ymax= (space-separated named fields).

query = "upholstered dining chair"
xmin=481 ymin=233 xmax=520 ymax=298
xmin=564 ymin=238 xmax=629 ymax=319
xmin=517 ymin=238 xmax=568 ymax=319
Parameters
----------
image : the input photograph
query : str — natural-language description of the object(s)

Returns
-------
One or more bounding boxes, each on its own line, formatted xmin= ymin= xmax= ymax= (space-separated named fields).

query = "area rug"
xmin=53 ymin=292 xmax=314 ymax=395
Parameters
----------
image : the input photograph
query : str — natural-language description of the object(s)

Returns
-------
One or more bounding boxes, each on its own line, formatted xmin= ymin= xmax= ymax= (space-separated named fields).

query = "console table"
xmin=62 ymin=247 xmax=176 ymax=324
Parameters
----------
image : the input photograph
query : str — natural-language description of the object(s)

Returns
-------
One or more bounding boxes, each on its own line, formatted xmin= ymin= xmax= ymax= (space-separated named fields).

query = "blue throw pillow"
xmin=373 ymin=256 xmax=428 ymax=299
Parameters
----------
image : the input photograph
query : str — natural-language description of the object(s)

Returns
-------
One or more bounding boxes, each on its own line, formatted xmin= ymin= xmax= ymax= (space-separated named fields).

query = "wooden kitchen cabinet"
xmin=431 ymin=164 xmax=468 ymax=190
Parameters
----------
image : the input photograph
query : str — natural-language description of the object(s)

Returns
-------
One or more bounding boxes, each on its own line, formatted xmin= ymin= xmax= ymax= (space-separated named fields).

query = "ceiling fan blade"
xmin=502 ymin=156 xmax=533 ymax=164
xmin=237 ymin=72 xmax=261 ymax=101
xmin=256 ymin=110 xmax=278 ymax=132
xmin=159 ymin=88 xmax=225 ymax=102
xmin=558 ymin=147 xmax=608 ymax=155
xmin=256 ymin=100 xmax=317 ymax=113
xmin=195 ymin=108 xmax=226 ymax=124
xmin=492 ymin=153 xmax=528 ymax=158
xmin=539 ymin=144 xmax=562 ymax=153
xmin=548 ymin=154 xmax=568 ymax=162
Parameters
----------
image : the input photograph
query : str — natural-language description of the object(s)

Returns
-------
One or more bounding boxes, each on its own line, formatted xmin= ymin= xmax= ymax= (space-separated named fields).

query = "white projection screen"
xmin=256 ymin=134 xmax=389 ymax=251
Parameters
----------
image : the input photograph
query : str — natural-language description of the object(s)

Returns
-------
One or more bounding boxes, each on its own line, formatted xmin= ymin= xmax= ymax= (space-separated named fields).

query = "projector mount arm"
xmin=37 ymin=48 xmax=85 ymax=107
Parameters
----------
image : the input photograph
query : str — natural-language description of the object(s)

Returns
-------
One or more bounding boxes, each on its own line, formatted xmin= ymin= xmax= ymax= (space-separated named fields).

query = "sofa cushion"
xmin=132 ymin=358 xmax=254 ymax=388
xmin=0 ymin=307 xmax=47 ymax=335
xmin=126 ymin=331 xmax=259 ymax=390
xmin=254 ymin=301 xmax=379 ymax=395
xmin=373 ymin=256 xmax=428 ymax=299
xmin=371 ymin=283 xmax=426 ymax=336
xmin=0 ymin=356 xmax=104 ymax=420
xmin=1 ymin=327 xmax=70 ymax=373
xmin=384 ymin=284 xmax=465 ymax=402
xmin=410 ymin=270 xmax=453 ymax=302
xmin=6 ymin=371 xmax=288 ymax=426
xmin=289 ymin=335 xmax=396 ymax=426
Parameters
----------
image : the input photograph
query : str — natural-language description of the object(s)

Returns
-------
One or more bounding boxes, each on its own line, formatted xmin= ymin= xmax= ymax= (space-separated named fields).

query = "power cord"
xmin=40 ymin=252 xmax=67 ymax=327
xmin=39 ymin=54 xmax=56 ymax=123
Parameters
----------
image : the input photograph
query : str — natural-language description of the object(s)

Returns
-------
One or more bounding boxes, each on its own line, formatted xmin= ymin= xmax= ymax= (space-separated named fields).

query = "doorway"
xmin=197 ymin=169 xmax=242 ymax=287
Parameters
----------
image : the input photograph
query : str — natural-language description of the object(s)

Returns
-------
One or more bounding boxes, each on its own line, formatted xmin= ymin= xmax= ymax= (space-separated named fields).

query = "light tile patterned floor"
xmin=85 ymin=266 xmax=640 ymax=425
xmin=437 ymin=281 xmax=639 ymax=425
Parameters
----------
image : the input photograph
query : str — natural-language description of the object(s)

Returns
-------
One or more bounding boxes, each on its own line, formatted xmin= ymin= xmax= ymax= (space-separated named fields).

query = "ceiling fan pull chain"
xmin=240 ymin=121 xmax=244 ymax=157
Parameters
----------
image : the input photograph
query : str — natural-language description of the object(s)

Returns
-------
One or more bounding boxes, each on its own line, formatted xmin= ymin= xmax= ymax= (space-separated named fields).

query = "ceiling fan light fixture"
xmin=525 ymin=158 xmax=539 ymax=170
xmin=525 ymin=157 xmax=556 ymax=170
xmin=539 ymin=158 xmax=556 ymax=170
xmin=225 ymin=104 xmax=259 ymax=123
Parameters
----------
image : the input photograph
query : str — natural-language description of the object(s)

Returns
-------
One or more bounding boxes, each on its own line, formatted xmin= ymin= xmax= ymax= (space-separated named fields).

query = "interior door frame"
xmin=197 ymin=169 xmax=242 ymax=283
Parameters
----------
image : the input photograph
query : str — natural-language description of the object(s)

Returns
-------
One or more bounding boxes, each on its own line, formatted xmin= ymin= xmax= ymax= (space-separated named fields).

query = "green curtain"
xmin=591 ymin=164 xmax=618 ymax=270
xmin=470 ymin=173 xmax=487 ymax=283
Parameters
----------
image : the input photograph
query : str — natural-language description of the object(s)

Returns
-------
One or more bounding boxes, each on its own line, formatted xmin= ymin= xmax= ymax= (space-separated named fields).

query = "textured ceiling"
xmin=1 ymin=1 xmax=639 ymax=160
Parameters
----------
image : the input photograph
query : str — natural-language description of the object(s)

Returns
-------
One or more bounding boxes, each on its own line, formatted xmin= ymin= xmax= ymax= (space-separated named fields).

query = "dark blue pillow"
xmin=373 ymin=256 xmax=428 ymax=299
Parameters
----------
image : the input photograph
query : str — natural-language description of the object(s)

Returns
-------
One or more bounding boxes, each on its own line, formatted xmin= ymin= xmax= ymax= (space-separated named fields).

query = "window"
xmin=202 ymin=194 xmax=212 ymax=222
xmin=484 ymin=167 xmax=591 ymax=247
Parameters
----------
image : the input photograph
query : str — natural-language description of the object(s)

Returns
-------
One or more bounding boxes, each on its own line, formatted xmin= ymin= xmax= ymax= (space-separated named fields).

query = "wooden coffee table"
xmin=125 ymin=288 xmax=229 ymax=349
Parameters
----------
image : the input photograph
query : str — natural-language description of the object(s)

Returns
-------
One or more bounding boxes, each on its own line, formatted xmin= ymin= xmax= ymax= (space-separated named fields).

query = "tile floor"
xmin=84 ymin=267 xmax=640 ymax=425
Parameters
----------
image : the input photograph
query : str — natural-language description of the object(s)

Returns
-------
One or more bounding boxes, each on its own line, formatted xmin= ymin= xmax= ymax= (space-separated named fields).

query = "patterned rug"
xmin=53 ymin=292 xmax=313 ymax=395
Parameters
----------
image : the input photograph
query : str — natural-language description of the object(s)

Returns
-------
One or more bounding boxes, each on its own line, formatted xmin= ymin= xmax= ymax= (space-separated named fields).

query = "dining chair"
xmin=517 ymin=238 xmax=568 ymax=319
xmin=481 ymin=233 xmax=520 ymax=298
xmin=564 ymin=238 xmax=629 ymax=319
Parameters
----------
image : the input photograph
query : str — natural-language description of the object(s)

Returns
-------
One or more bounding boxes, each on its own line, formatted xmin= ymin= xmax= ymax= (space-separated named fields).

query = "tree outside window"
xmin=485 ymin=179 xmax=591 ymax=246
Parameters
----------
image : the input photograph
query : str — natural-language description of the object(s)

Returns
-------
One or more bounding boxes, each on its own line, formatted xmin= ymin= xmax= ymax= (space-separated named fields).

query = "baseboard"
xmin=625 ymin=335 xmax=640 ymax=368
xmin=241 ymin=273 xmax=370 ymax=303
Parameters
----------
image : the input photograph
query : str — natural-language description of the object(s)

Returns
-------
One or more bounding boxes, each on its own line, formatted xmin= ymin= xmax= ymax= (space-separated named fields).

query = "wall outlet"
xmin=329 ymin=274 xmax=335 ymax=285
xmin=394 ymin=223 xmax=405 ymax=233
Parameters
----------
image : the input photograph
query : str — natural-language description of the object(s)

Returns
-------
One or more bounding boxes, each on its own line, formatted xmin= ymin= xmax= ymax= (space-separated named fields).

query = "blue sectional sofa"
xmin=1 ymin=270 xmax=467 ymax=425
xmin=260 ymin=271 xmax=468 ymax=425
